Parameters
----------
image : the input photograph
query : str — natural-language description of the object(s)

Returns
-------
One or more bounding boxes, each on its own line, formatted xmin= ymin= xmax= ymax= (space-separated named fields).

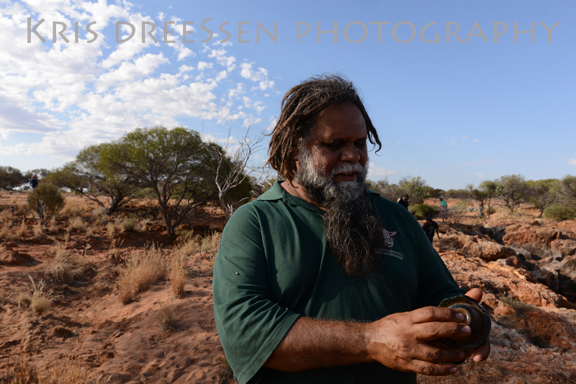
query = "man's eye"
xmin=327 ymin=143 xmax=342 ymax=150
xmin=355 ymin=141 xmax=366 ymax=148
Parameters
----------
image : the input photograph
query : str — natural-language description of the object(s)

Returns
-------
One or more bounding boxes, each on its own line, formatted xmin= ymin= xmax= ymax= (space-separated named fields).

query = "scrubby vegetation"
xmin=544 ymin=204 xmax=576 ymax=222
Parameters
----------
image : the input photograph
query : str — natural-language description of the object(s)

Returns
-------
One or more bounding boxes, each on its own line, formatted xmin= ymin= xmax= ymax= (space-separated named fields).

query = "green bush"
xmin=544 ymin=204 xmax=575 ymax=221
xmin=409 ymin=203 xmax=440 ymax=219
xmin=28 ymin=184 xmax=65 ymax=224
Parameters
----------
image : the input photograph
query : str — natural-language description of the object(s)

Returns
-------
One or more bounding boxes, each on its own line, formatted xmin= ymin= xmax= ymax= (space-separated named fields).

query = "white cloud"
xmin=0 ymin=0 xmax=275 ymax=163
xmin=368 ymin=163 xmax=397 ymax=178
xmin=239 ymin=62 xmax=275 ymax=90
xmin=209 ymin=49 xmax=236 ymax=71
xmin=473 ymin=139 xmax=480 ymax=143
xmin=476 ymin=172 xmax=484 ymax=178
xmin=449 ymin=138 xmax=455 ymax=146
xmin=568 ymin=158 xmax=576 ymax=165
xmin=197 ymin=61 xmax=213 ymax=71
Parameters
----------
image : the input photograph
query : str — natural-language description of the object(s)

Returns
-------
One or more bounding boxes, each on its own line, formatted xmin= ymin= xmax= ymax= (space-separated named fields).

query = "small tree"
xmin=0 ymin=166 xmax=27 ymax=191
xmin=526 ymin=179 xmax=560 ymax=217
xmin=47 ymin=143 xmax=138 ymax=214
xmin=466 ymin=184 xmax=488 ymax=218
xmin=205 ymin=128 xmax=264 ymax=220
xmin=399 ymin=176 xmax=430 ymax=205
xmin=102 ymin=127 xmax=215 ymax=236
xmin=366 ymin=178 xmax=402 ymax=202
xmin=478 ymin=180 xmax=501 ymax=216
xmin=28 ymin=183 xmax=65 ymax=224
xmin=558 ymin=175 xmax=576 ymax=210
xmin=495 ymin=174 xmax=527 ymax=213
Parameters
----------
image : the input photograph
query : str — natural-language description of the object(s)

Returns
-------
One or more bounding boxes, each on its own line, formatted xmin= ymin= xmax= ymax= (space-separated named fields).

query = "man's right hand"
xmin=365 ymin=306 xmax=470 ymax=376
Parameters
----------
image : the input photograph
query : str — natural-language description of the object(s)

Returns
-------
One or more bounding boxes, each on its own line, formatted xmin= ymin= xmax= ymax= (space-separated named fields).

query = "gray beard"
xmin=295 ymin=147 xmax=386 ymax=277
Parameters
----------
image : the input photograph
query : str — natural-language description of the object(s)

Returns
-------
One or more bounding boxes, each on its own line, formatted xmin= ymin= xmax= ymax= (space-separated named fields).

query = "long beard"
xmin=296 ymin=148 xmax=386 ymax=277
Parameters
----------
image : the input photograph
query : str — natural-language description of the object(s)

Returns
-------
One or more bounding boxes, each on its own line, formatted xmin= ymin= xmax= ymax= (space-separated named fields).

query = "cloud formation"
xmin=0 ymin=1 xmax=273 ymax=163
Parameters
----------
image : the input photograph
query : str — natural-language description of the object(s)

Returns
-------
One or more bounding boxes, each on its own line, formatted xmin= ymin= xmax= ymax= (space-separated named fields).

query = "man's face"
xmin=291 ymin=103 xmax=385 ymax=277
xmin=294 ymin=103 xmax=369 ymax=201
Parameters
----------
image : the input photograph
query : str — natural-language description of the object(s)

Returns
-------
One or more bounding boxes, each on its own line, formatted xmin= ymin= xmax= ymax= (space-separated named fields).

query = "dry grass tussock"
xmin=200 ymin=232 xmax=221 ymax=259
xmin=117 ymin=245 xmax=166 ymax=304
xmin=61 ymin=198 xmax=89 ymax=219
xmin=155 ymin=301 xmax=176 ymax=331
xmin=33 ymin=223 xmax=44 ymax=238
xmin=16 ymin=220 xmax=28 ymax=238
xmin=69 ymin=216 xmax=86 ymax=232
xmin=48 ymin=217 xmax=59 ymax=234
xmin=0 ymin=225 xmax=10 ymax=239
xmin=20 ymin=276 xmax=53 ymax=316
xmin=120 ymin=216 xmax=139 ymax=232
xmin=49 ymin=248 xmax=87 ymax=286
xmin=106 ymin=222 xmax=117 ymax=238
xmin=0 ymin=208 xmax=12 ymax=223
xmin=2 ymin=358 xmax=111 ymax=384
xmin=177 ymin=232 xmax=221 ymax=259
xmin=170 ymin=251 xmax=187 ymax=297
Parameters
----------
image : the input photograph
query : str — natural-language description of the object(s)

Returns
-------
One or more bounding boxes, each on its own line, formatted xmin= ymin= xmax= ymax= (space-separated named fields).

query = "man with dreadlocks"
xmin=213 ymin=75 xmax=490 ymax=384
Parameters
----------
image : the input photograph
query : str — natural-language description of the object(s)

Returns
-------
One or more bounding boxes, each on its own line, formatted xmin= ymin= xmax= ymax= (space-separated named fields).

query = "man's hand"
xmin=364 ymin=288 xmax=490 ymax=376
xmin=365 ymin=306 xmax=470 ymax=375
xmin=266 ymin=288 xmax=491 ymax=375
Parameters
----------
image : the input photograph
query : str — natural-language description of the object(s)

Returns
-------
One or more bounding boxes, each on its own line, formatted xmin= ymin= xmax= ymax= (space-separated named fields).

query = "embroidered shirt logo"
xmin=383 ymin=228 xmax=397 ymax=248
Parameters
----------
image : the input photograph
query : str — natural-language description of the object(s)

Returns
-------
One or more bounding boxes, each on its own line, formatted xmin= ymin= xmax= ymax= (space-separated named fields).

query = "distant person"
xmin=439 ymin=196 xmax=448 ymax=221
xmin=422 ymin=216 xmax=440 ymax=244
xmin=397 ymin=194 xmax=409 ymax=209
xmin=29 ymin=175 xmax=39 ymax=189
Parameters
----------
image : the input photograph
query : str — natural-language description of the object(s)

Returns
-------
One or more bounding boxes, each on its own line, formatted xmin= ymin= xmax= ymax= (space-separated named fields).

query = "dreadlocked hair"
xmin=267 ymin=74 xmax=382 ymax=182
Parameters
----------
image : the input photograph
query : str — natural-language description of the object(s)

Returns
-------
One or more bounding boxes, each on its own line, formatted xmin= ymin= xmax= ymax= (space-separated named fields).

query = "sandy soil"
xmin=1 ymin=191 xmax=575 ymax=383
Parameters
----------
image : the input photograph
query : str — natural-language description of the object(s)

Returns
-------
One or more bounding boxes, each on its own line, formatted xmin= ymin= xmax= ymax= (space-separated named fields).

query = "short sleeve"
xmin=213 ymin=203 xmax=300 ymax=384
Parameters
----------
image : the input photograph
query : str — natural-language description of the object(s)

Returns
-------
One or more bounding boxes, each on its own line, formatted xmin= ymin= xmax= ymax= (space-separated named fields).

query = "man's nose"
xmin=340 ymin=143 xmax=361 ymax=163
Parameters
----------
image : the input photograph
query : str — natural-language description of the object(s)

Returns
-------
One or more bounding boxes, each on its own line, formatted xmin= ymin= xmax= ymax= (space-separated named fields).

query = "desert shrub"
xmin=47 ymin=218 xmax=59 ymax=234
xmin=28 ymin=276 xmax=53 ymax=316
xmin=61 ymin=199 xmax=86 ymax=219
xmin=446 ymin=201 xmax=468 ymax=225
xmin=28 ymin=183 xmax=65 ymax=224
xmin=120 ymin=216 xmax=138 ymax=231
xmin=49 ymin=252 xmax=86 ymax=285
xmin=51 ymin=241 xmax=68 ymax=261
xmin=170 ymin=251 xmax=187 ymax=297
xmin=33 ymin=223 xmax=44 ymax=237
xmin=117 ymin=245 xmax=166 ymax=304
xmin=106 ymin=222 xmax=117 ymax=237
xmin=17 ymin=293 xmax=31 ymax=308
xmin=139 ymin=218 xmax=151 ymax=232
xmin=544 ymin=204 xmax=575 ymax=221
xmin=69 ymin=216 xmax=86 ymax=231
xmin=92 ymin=206 xmax=107 ymax=218
xmin=156 ymin=301 xmax=176 ymax=331
xmin=16 ymin=220 xmax=28 ymax=237
xmin=409 ymin=203 xmax=440 ymax=219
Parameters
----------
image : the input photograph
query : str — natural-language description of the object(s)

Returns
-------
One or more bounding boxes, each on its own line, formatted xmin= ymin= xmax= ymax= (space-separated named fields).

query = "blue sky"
xmin=1 ymin=0 xmax=574 ymax=189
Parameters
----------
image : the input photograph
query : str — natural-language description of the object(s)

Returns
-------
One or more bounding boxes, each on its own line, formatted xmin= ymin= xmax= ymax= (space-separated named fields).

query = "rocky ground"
xmin=1 ymin=192 xmax=576 ymax=383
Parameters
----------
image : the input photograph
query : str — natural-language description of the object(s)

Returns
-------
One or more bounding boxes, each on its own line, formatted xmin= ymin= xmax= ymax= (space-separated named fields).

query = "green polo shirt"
xmin=213 ymin=181 xmax=463 ymax=384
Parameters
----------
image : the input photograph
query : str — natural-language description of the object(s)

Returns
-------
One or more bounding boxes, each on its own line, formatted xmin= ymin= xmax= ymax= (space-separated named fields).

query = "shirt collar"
xmin=257 ymin=180 xmax=381 ymax=205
